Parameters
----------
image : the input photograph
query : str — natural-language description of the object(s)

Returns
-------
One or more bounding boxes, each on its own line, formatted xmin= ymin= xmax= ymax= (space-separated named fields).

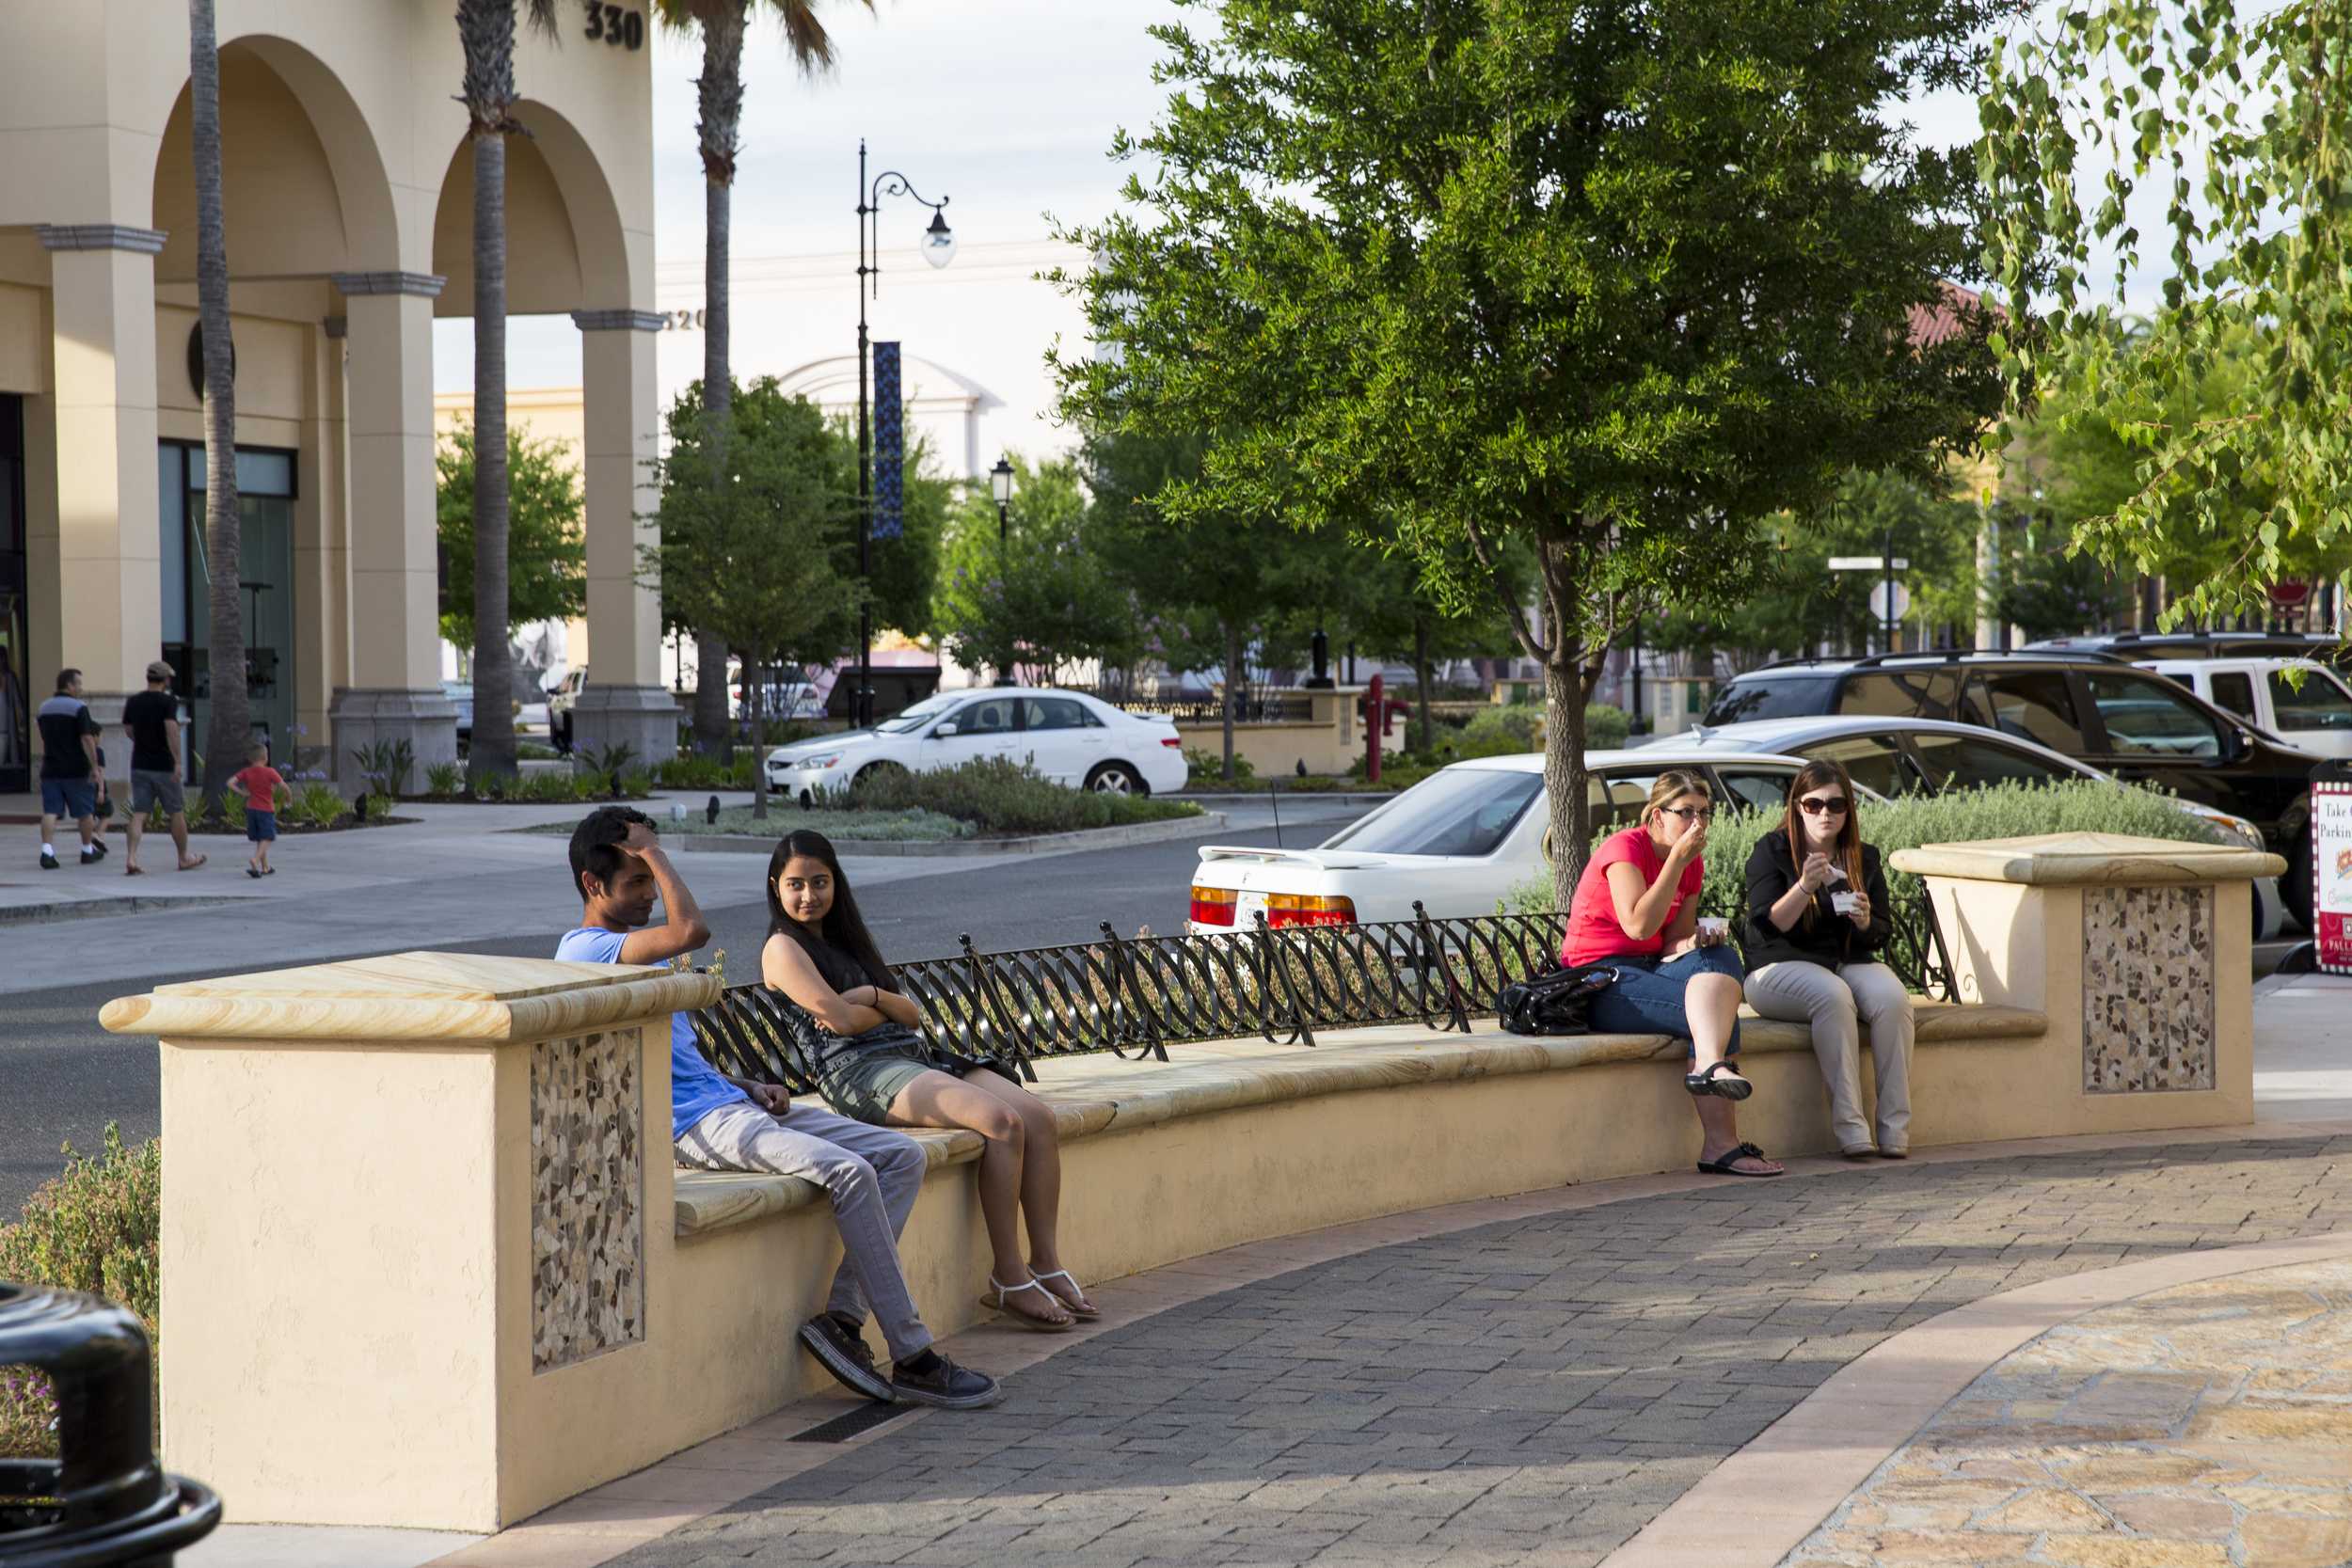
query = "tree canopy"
xmin=1053 ymin=0 xmax=2014 ymax=897
xmin=436 ymin=421 xmax=584 ymax=653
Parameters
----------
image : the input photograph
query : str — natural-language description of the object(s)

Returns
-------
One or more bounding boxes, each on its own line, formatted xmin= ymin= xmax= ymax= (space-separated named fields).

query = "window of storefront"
xmin=0 ymin=396 xmax=24 ymax=793
xmin=159 ymin=443 xmax=297 ymax=771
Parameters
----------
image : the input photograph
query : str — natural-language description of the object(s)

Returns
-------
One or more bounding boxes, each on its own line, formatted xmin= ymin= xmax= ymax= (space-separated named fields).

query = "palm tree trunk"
xmin=689 ymin=3 xmax=744 ymax=756
xmin=461 ymin=0 xmax=521 ymax=781
xmin=190 ymin=0 xmax=246 ymax=810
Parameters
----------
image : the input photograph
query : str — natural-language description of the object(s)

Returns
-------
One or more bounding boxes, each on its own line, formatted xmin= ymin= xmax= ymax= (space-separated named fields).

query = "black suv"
xmin=1703 ymin=651 xmax=2324 ymax=922
xmin=2026 ymin=630 xmax=2347 ymax=663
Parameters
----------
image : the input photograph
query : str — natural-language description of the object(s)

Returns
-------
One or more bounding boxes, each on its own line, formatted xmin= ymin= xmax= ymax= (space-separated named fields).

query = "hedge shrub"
xmin=835 ymin=756 xmax=1203 ymax=835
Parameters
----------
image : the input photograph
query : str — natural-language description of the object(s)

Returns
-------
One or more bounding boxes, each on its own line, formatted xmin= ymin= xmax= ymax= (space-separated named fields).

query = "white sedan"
xmin=766 ymin=687 xmax=1187 ymax=805
xmin=1184 ymin=747 xmax=1848 ymax=933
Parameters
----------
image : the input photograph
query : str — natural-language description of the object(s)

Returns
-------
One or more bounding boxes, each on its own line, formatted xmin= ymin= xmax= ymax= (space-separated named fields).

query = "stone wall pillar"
xmin=328 ymin=273 xmax=456 ymax=790
xmin=292 ymin=315 xmax=351 ymax=768
xmin=100 ymin=951 xmax=718 ymax=1531
xmin=37 ymin=224 xmax=167 ymax=786
xmin=1894 ymin=831 xmax=2279 ymax=1135
xmin=570 ymin=309 xmax=676 ymax=762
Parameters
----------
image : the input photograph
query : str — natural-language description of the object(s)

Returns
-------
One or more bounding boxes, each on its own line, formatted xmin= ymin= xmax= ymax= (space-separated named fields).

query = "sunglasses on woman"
xmin=1798 ymin=795 xmax=1849 ymax=816
xmin=1659 ymin=805 xmax=1715 ymax=823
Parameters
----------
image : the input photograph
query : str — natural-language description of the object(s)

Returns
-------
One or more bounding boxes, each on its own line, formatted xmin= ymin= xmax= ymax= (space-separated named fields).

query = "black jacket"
xmin=1742 ymin=832 xmax=1893 ymax=971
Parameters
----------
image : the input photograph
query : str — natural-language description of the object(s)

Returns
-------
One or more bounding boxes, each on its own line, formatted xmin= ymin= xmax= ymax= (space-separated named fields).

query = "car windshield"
xmin=1319 ymin=768 xmax=1544 ymax=858
xmin=1703 ymin=676 xmax=1837 ymax=725
xmin=875 ymin=692 xmax=959 ymax=735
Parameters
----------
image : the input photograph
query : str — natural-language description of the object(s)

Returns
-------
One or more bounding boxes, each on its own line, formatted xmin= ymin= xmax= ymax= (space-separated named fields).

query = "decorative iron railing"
xmin=689 ymin=894 xmax=1954 ymax=1093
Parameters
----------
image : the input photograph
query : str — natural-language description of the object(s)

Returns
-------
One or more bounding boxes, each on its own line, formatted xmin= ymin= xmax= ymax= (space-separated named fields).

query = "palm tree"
xmin=455 ymin=0 xmax=559 ymax=783
xmin=189 ymin=0 xmax=246 ymax=811
xmin=654 ymin=0 xmax=866 ymax=756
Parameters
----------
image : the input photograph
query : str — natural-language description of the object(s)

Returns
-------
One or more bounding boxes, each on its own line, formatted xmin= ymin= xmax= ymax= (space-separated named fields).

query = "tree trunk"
xmin=1221 ymin=621 xmax=1241 ymax=783
xmin=462 ymin=0 xmax=519 ymax=781
xmin=190 ymin=0 xmax=246 ymax=810
xmin=689 ymin=6 xmax=744 ymax=757
xmin=1542 ymin=655 xmax=1597 ymax=913
xmin=1412 ymin=612 xmax=1435 ymax=756
xmin=747 ymin=655 xmax=767 ymax=821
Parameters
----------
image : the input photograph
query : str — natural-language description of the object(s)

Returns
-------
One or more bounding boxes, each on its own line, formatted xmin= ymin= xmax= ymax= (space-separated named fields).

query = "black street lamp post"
xmin=854 ymin=139 xmax=953 ymax=727
xmin=990 ymin=455 xmax=1014 ymax=550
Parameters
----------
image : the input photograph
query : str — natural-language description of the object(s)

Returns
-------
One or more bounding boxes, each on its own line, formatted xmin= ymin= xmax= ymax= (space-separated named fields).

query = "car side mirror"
xmin=2225 ymin=726 xmax=2252 ymax=762
xmin=933 ymin=721 xmax=959 ymax=737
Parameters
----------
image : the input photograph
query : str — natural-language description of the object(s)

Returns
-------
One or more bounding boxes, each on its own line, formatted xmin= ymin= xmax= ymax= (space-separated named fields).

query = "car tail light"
xmin=1266 ymin=893 xmax=1357 ymax=928
xmin=1161 ymin=736 xmax=1184 ymax=747
xmin=1189 ymin=885 xmax=1238 ymax=926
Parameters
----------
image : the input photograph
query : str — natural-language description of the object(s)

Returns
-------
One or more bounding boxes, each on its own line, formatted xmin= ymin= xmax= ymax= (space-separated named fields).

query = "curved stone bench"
xmin=675 ymin=1001 xmax=2048 ymax=1239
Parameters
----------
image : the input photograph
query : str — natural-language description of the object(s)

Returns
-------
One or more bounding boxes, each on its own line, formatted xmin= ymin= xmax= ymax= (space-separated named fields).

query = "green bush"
xmin=836 ymin=757 xmax=1203 ymax=835
xmin=424 ymin=761 xmax=465 ymax=797
xmin=652 ymin=752 xmax=755 ymax=790
xmin=1507 ymin=778 xmax=2228 ymax=914
xmin=0 ymin=1125 xmax=161 ymax=1459
xmin=1583 ymin=704 xmax=1632 ymax=749
xmin=351 ymin=737 xmax=414 ymax=800
xmin=1184 ymin=746 xmax=1257 ymax=787
xmin=290 ymin=782 xmax=347 ymax=829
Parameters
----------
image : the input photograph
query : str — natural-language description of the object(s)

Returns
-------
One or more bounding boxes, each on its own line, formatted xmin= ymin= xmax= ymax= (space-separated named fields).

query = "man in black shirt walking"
xmin=35 ymin=668 xmax=106 ymax=870
xmin=120 ymin=660 xmax=205 ymax=875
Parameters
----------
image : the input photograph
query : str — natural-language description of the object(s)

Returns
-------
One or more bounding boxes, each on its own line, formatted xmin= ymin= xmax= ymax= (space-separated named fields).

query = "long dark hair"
xmin=1781 ymin=759 xmax=1866 ymax=926
xmin=766 ymin=831 xmax=895 ymax=990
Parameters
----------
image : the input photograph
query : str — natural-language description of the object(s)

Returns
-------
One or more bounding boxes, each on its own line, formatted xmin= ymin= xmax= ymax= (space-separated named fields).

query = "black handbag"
xmin=1495 ymin=962 xmax=1619 ymax=1037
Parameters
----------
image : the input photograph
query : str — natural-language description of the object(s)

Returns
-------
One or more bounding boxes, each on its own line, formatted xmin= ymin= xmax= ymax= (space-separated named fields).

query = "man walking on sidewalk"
xmin=554 ymin=805 xmax=1001 ymax=1410
xmin=120 ymin=660 xmax=205 ymax=876
xmin=35 ymin=668 xmax=106 ymax=870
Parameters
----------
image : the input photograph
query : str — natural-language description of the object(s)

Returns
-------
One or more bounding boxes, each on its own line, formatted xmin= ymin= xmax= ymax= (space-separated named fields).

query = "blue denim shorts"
xmin=1584 ymin=944 xmax=1746 ymax=1058
xmin=40 ymin=778 xmax=98 ymax=819
xmin=245 ymin=808 xmax=278 ymax=843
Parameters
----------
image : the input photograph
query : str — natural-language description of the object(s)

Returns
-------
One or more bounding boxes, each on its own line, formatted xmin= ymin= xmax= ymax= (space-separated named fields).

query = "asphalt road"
xmin=0 ymin=823 xmax=1302 ymax=1216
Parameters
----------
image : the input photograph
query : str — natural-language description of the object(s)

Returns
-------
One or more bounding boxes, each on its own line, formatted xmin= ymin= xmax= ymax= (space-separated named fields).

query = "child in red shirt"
xmin=228 ymin=743 xmax=289 ymax=878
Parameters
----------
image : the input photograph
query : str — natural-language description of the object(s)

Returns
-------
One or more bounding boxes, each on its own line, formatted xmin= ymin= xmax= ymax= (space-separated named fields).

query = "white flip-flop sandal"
xmin=1031 ymin=1267 xmax=1100 ymax=1321
xmin=977 ymin=1275 xmax=1074 ymax=1332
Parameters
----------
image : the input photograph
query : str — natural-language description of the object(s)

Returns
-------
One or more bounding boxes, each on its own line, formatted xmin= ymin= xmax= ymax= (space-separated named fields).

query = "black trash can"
xmin=0 ymin=1282 xmax=219 ymax=1567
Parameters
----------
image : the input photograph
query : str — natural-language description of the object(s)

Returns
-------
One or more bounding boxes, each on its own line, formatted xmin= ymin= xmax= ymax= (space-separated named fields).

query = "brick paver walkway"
xmin=611 ymin=1136 xmax=2352 ymax=1568
xmin=1786 ymin=1254 xmax=2352 ymax=1567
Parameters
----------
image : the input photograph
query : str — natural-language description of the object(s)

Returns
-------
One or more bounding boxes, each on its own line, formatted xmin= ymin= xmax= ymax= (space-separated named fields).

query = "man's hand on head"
xmin=620 ymin=818 xmax=661 ymax=857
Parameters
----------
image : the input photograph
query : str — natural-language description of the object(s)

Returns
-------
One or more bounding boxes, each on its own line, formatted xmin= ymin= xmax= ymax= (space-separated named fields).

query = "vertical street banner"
xmin=2313 ymin=767 xmax=2352 ymax=972
xmin=871 ymin=341 xmax=904 ymax=541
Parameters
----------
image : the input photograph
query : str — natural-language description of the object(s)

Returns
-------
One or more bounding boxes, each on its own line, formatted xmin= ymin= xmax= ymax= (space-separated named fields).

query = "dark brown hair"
xmin=766 ymin=830 xmax=894 ymax=990
xmin=1782 ymin=759 xmax=1866 ymax=925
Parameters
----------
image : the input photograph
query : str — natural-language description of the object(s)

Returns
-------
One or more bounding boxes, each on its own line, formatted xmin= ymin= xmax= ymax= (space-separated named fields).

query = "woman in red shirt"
xmin=1563 ymin=769 xmax=1783 ymax=1178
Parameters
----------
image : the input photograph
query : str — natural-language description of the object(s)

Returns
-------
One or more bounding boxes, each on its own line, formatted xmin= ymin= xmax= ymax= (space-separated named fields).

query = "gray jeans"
xmin=676 ymin=1099 xmax=932 ymax=1359
xmin=1745 ymin=959 xmax=1915 ymax=1153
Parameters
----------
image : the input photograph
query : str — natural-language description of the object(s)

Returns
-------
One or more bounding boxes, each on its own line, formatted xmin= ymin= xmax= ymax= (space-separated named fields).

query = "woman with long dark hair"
xmin=1741 ymin=759 xmax=1913 ymax=1158
xmin=761 ymin=831 xmax=1094 ymax=1331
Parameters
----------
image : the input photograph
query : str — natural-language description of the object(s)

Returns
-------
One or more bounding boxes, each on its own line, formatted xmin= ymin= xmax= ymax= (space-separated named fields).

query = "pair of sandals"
xmin=979 ymin=1268 xmax=1099 ymax=1332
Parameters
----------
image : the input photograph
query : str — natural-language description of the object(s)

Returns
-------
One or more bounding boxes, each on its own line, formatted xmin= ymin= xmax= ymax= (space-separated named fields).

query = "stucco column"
xmin=570 ymin=309 xmax=676 ymax=762
xmin=293 ymin=316 xmax=352 ymax=768
xmin=328 ymin=273 xmax=456 ymax=790
xmin=39 ymin=224 xmax=166 ymax=784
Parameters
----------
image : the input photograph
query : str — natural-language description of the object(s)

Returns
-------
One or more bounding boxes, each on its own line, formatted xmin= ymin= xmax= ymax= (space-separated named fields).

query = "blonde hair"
xmin=1639 ymin=769 xmax=1712 ymax=828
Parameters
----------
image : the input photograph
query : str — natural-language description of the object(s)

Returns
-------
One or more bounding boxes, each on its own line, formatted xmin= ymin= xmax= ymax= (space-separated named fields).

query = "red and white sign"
xmin=2312 ymin=780 xmax=2352 ymax=972
xmin=2270 ymin=578 xmax=2312 ymax=608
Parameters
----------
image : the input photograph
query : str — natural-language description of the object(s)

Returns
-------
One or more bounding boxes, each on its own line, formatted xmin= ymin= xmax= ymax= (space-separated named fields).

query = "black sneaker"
xmin=40 ymin=851 xmax=58 ymax=870
xmin=890 ymin=1353 xmax=1001 ymax=1410
xmin=86 ymin=839 xmax=107 ymax=861
xmin=796 ymin=1314 xmax=894 ymax=1403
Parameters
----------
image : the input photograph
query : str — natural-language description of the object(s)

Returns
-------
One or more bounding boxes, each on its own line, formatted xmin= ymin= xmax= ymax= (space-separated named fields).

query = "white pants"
xmin=1746 ymin=959 xmax=1915 ymax=1152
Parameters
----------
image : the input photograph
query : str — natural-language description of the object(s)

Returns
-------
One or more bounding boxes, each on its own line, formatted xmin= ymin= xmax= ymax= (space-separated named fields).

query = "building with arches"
xmin=1 ymin=1 xmax=670 ymax=792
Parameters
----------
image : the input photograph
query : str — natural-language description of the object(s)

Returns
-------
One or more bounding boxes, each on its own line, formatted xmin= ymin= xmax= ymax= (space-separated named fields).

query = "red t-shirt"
xmin=1561 ymin=825 xmax=1703 ymax=965
xmin=230 ymin=764 xmax=285 ymax=815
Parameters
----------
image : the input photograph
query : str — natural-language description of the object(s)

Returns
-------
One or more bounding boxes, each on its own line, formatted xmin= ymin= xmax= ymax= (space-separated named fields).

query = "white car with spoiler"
xmin=1184 ymin=748 xmax=1849 ymax=934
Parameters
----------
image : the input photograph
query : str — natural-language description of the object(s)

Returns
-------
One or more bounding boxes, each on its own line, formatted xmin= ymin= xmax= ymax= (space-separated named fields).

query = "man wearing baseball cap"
xmin=121 ymin=660 xmax=206 ymax=875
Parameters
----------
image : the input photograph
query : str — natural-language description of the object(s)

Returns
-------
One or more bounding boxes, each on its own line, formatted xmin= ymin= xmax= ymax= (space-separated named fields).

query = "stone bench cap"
xmin=1890 ymin=831 xmax=2286 ymax=887
xmin=99 ymin=951 xmax=718 ymax=1045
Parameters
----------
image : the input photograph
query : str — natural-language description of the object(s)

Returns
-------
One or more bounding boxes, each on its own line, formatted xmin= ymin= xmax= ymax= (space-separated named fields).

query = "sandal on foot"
xmin=180 ymin=854 xmax=207 ymax=871
xmin=1684 ymin=1061 xmax=1753 ymax=1101
xmin=1698 ymin=1141 xmax=1783 ymax=1178
xmin=977 ymin=1275 xmax=1074 ymax=1332
xmin=1031 ymin=1267 xmax=1100 ymax=1321
xmin=246 ymin=866 xmax=262 ymax=879
xmin=124 ymin=864 xmax=145 ymax=877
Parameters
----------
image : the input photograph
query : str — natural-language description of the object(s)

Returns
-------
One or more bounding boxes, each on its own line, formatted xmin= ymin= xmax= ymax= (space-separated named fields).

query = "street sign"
xmin=1829 ymin=556 xmax=1908 ymax=571
xmin=2314 ymin=774 xmax=2352 ymax=973
xmin=2270 ymin=579 xmax=2312 ymax=608
xmin=1868 ymin=580 xmax=1912 ymax=623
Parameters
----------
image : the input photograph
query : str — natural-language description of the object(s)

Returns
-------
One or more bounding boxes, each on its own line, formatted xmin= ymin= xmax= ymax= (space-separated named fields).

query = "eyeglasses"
xmin=1659 ymin=805 xmax=1715 ymax=824
xmin=1798 ymin=796 xmax=1850 ymax=816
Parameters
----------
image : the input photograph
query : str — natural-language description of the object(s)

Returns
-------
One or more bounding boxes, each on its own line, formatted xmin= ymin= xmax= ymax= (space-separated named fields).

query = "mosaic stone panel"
xmin=2082 ymin=884 xmax=2215 ymax=1093
xmin=531 ymin=1029 xmax=644 ymax=1370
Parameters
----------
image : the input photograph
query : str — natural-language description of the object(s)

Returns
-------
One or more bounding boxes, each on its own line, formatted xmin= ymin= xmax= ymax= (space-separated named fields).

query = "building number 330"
xmin=583 ymin=2 xmax=645 ymax=50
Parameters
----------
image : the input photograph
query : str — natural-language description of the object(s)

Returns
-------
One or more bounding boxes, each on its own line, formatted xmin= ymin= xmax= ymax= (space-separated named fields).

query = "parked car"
xmin=1184 ymin=748 xmax=1861 ymax=933
xmin=1690 ymin=714 xmax=2286 ymax=938
xmin=443 ymin=680 xmax=474 ymax=752
xmin=765 ymin=687 xmax=1186 ymax=805
xmin=2132 ymin=657 xmax=2352 ymax=762
xmin=2027 ymin=629 xmax=2345 ymax=663
xmin=1701 ymin=651 xmax=2323 ymax=924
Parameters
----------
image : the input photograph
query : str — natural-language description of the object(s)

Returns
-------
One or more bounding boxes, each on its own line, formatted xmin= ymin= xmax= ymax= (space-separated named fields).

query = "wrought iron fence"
xmin=1090 ymin=691 xmax=1316 ymax=725
xmin=689 ymin=893 xmax=1954 ymax=1094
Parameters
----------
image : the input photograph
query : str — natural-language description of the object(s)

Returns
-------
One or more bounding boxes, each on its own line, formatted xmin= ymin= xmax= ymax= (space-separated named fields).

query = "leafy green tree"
xmin=1979 ymin=1 xmax=2352 ymax=627
xmin=1323 ymin=538 xmax=1518 ymax=754
xmin=1053 ymin=0 xmax=2012 ymax=899
xmin=436 ymin=422 xmax=585 ymax=652
xmin=644 ymin=381 xmax=855 ymax=818
xmin=936 ymin=456 xmax=1136 ymax=684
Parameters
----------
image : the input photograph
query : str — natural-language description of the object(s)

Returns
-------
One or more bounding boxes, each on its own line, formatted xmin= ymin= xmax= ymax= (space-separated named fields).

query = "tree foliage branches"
xmin=436 ymin=422 xmax=585 ymax=651
xmin=1979 ymin=0 xmax=2352 ymax=624
xmin=1053 ymin=0 xmax=2012 ymax=897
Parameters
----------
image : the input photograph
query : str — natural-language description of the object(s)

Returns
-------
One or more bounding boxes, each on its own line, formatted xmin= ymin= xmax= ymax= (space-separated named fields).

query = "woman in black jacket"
xmin=1742 ymin=760 xmax=1914 ymax=1159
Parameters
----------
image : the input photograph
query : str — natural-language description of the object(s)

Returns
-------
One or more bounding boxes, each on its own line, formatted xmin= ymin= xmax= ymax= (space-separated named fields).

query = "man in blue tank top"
xmin=556 ymin=806 xmax=997 ymax=1410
